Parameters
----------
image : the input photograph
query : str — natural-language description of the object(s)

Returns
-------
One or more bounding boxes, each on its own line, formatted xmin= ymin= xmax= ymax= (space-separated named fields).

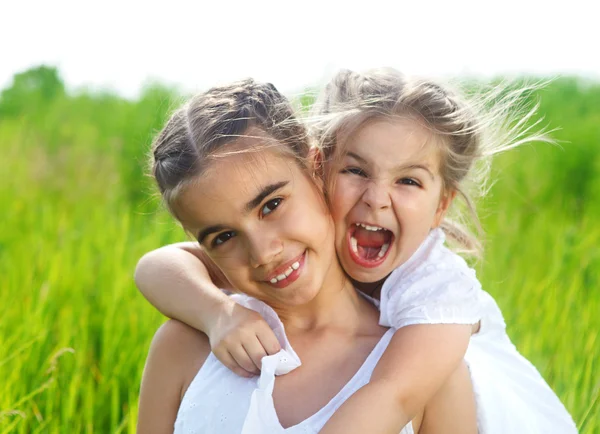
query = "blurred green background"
xmin=0 ymin=66 xmax=598 ymax=433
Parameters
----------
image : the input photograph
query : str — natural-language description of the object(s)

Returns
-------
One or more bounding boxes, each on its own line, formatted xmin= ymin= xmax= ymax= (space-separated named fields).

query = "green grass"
xmin=1 ymin=69 xmax=598 ymax=432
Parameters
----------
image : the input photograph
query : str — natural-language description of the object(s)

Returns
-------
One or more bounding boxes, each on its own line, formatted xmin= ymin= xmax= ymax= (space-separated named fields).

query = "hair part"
xmin=310 ymin=68 xmax=552 ymax=257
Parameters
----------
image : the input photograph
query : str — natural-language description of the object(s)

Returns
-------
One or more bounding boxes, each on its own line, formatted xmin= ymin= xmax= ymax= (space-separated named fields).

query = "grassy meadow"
xmin=1 ymin=67 xmax=599 ymax=433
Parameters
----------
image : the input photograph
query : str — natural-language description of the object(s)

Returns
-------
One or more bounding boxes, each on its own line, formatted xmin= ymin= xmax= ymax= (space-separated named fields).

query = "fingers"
xmin=239 ymin=321 xmax=282 ymax=371
xmin=256 ymin=326 xmax=281 ymax=356
xmin=209 ymin=308 xmax=282 ymax=378
xmin=229 ymin=344 xmax=261 ymax=376
xmin=242 ymin=335 xmax=271 ymax=372
xmin=214 ymin=348 xmax=255 ymax=378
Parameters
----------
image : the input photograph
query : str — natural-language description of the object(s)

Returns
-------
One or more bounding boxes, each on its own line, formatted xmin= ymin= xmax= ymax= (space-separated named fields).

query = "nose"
xmin=247 ymin=229 xmax=283 ymax=268
xmin=362 ymin=181 xmax=391 ymax=210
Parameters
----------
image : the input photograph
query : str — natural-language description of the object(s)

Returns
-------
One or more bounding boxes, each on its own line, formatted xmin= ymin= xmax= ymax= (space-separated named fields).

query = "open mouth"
xmin=347 ymin=223 xmax=394 ymax=268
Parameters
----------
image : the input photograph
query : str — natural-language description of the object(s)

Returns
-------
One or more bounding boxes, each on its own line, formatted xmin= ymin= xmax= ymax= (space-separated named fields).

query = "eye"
xmin=341 ymin=166 xmax=367 ymax=177
xmin=212 ymin=231 xmax=236 ymax=247
xmin=261 ymin=198 xmax=282 ymax=217
xmin=397 ymin=178 xmax=421 ymax=187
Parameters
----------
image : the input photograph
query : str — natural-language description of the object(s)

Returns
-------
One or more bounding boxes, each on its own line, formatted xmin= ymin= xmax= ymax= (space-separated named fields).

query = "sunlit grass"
xmin=0 ymin=76 xmax=598 ymax=432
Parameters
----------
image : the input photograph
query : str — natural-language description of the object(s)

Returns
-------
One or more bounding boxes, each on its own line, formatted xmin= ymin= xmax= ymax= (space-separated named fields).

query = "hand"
xmin=207 ymin=301 xmax=281 ymax=377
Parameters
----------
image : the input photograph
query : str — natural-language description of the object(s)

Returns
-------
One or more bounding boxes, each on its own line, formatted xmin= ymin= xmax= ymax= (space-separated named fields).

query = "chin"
xmin=292 ymin=291 xmax=320 ymax=306
xmin=352 ymin=269 xmax=390 ymax=284
xmin=270 ymin=277 xmax=323 ymax=307
xmin=342 ymin=255 xmax=392 ymax=284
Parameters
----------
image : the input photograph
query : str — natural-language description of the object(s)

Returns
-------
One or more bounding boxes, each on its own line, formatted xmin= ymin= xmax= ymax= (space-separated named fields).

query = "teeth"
xmin=377 ymin=242 xmax=390 ymax=258
xmin=355 ymin=223 xmax=385 ymax=231
xmin=270 ymin=262 xmax=300 ymax=284
xmin=350 ymin=236 xmax=358 ymax=254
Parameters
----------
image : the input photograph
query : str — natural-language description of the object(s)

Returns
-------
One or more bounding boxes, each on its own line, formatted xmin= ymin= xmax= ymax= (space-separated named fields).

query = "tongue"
xmin=358 ymin=246 xmax=381 ymax=260
xmin=354 ymin=227 xmax=387 ymax=247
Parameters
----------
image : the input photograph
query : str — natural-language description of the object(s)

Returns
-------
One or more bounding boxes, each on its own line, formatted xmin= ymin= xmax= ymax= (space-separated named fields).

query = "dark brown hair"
xmin=151 ymin=79 xmax=310 ymax=215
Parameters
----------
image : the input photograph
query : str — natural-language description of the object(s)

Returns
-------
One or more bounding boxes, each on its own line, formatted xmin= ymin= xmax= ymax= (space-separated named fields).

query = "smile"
xmin=347 ymin=222 xmax=394 ymax=268
xmin=266 ymin=251 xmax=306 ymax=288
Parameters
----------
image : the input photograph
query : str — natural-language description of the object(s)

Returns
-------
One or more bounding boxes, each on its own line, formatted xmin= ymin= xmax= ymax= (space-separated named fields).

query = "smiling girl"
xmin=136 ymin=70 xmax=577 ymax=433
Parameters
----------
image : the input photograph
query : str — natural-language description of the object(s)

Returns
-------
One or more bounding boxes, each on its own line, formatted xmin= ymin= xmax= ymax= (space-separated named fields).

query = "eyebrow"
xmin=196 ymin=180 xmax=289 ymax=244
xmin=403 ymin=164 xmax=435 ymax=180
xmin=244 ymin=181 xmax=289 ymax=213
xmin=346 ymin=151 xmax=369 ymax=165
xmin=197 ymin=224 xmax=227 ymax=245
xmin=345 ymin=151 xmax=435 ymax=180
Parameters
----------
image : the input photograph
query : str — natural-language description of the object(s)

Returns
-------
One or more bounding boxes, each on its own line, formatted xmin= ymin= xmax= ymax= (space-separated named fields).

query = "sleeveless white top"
xmin=174 ymin=294 xmax=414 ymax=434
xmin=379 ymin=228 xmax=578 ymax=434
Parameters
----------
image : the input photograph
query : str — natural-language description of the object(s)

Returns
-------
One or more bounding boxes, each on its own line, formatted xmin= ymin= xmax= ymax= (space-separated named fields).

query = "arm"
xmin=319 ymin=324 xmax=472 ymax=434
xmin=137 ymin=320 xmax=211 ymax=434
xmin=134 ymin=242 xmax=232 ymax=332
xmin=134 ymin=243 xmax=281 ymax=377
xmin=418 ymin=361 xmax=477 ymax=434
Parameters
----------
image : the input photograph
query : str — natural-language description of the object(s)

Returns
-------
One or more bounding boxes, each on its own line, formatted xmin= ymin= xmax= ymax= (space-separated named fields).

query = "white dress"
xmin=379 ymin=228 xmax=578 ymax=434
xmin=174 ymin=294 xmax=414 ymax=434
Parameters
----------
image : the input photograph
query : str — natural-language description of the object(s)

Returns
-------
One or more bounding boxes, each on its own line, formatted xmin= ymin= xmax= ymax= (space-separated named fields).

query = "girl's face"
xmin=176 ymin=137 xmax=340 ymax=309
xmin=329 ymin=117 xmax=453 ymax=283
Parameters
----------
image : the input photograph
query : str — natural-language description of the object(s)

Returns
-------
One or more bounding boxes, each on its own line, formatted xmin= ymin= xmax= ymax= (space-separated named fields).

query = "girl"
xmin=136 ymin=69 xmax=577 ymax=433
xmin=138 ymin=78 xmax=477 ymax=433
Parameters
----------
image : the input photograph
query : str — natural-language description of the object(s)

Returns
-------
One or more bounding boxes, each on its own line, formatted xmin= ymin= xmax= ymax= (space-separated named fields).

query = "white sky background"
xmin=1 ymin=0 xmax=599 ymax=98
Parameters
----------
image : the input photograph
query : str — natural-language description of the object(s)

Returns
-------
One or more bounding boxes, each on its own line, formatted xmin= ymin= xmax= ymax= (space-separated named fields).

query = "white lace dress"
xmin=174 ymin=294 xmax=414 ymax=434
xmin=379 ymin=228 xmax=578 ymax=434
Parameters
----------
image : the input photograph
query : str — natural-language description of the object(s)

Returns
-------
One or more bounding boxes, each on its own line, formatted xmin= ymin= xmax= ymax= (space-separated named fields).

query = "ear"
xmin=307 ymin=146 xmax=327 ymax=191
xmin=306 ymin=146 xmax=330 ymax=204
xmin=432 ymin=189 xmax=456 ymax=228
xmin=308 ymin=146 xmax=325 ymax=179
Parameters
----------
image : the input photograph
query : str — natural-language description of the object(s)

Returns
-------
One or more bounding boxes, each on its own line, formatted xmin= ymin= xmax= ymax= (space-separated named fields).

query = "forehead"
xmin=342 ymin=117 xmax=440 ymax=166
xmin=175 ymin=148 xmax=304 ymax=229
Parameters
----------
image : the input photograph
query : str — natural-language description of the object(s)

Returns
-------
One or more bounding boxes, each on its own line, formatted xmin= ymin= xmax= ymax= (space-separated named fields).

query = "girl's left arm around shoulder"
xmin=319 ymin=323 xmax=472 ymax=434
xmin=137 ymin=320 xmax=211 ymax=434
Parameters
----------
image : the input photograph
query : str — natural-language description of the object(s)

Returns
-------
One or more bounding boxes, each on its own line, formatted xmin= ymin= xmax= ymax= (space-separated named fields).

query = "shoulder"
xmin=385 ymin=251 xmax=480 ymax=300
xmin=152 ymin=319 xmax=210 ymax=351
xmin=138 ymin=321 xmax=211 ymax=432
xmin=148 ymin=320 xmax=211 ymax=393
xmin=380 ymin=239 xmax=483 ymax=328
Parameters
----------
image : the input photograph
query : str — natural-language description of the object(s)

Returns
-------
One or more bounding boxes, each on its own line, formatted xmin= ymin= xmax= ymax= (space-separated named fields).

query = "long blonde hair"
xmin=311 ymin=68 xmax=550 ymax=256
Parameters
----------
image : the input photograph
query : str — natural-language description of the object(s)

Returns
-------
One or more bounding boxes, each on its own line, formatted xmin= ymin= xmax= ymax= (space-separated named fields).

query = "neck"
xmin=272 ymin=263 xmax=379 ymax=335
xmin=352 ymin=277 xmax=387 ymax=300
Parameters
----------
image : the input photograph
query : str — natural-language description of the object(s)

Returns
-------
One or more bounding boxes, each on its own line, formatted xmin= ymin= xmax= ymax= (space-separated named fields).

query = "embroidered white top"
xmin=174 ymin=294 xmax=414 ymax=434
xmin=379 ymin=228 xmax=578 ymax=434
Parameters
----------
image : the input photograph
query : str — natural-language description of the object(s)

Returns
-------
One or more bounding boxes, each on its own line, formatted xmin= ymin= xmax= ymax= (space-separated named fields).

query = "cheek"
xmin=391 ymin=189 xmax=444 ymax=229
xmin=391 ymin=190 xmax=440 ymax=228
xmin=285 ymin=193 xmax=333 ymax=242
xmin=391 ymin=190 xmax=422 ymax=214
xmin=329 ymin=177 xmax=361 ymax=223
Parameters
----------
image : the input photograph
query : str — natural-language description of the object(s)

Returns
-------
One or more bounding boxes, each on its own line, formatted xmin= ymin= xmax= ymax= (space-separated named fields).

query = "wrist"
xmin=203 ymin=291 xmax=236 ymax=333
